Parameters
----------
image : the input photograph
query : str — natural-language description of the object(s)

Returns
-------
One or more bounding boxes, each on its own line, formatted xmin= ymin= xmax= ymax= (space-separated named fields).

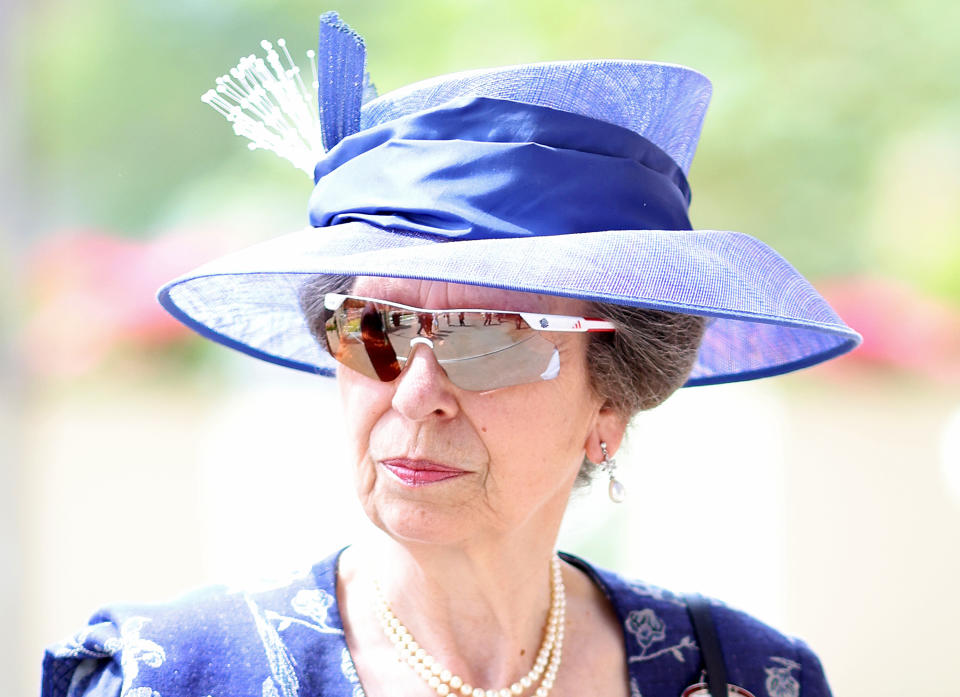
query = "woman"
xmin=42 ymin=12 xmax=859 ymax=697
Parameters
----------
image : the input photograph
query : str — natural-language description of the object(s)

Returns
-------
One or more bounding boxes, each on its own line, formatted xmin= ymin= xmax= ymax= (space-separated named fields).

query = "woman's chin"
xmin=361 ymin=488 xmax=480 ymax=547
xmin=370 ymin=507 xmax=473 ymax=547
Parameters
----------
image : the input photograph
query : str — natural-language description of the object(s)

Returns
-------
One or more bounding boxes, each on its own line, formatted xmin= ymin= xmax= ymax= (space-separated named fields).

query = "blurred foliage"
xmin=15 ymin=0 xmax=960 ymax=300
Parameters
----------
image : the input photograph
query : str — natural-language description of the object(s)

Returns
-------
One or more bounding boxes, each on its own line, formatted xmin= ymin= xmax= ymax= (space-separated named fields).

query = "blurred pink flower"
xmin=819 ymin=276 xmax=960 ymax=384
xmin=24 ymin=228 xmax=230 ymax=376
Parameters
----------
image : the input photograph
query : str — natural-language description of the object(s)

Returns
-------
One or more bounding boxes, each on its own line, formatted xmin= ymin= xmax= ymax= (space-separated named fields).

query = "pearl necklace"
xmin=374 ymin=556 xmax=566 ymax=697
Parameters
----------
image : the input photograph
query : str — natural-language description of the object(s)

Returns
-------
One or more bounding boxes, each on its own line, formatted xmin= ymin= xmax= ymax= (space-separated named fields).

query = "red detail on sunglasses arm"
xmin=581 ymin=318 xmax=616 ymax=332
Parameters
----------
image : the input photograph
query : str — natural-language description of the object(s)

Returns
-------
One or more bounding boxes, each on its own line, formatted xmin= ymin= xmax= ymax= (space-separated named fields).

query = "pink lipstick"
xmin=379 ymin=458 xmax=467 ymax=487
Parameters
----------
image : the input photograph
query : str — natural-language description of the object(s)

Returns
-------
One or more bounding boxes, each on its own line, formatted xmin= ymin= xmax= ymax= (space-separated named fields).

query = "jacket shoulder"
xmin=709 ymin=601 xmax=833 ymax=697
xmin=560 ymin=553 xmax=832 ymax=697
xmin=42 ymin=556 xmax=352 ymax=697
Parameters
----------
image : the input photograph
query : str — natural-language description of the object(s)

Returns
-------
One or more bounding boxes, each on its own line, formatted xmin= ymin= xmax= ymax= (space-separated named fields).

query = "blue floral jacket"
xmin=42 ymin=550 xmax=831 ymax=697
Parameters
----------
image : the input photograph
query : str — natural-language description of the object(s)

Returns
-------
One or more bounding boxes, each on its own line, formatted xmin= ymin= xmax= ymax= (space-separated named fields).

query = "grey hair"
xmin=297 ymin=276 xmax=706 ymax=487
xmin=299 ymin=274 xmax=355 ymax=339
xmin=575 ymin=302 xmax=706 ymax=486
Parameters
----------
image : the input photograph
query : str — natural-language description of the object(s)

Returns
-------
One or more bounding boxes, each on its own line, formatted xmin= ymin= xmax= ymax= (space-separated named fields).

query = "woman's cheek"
xmin=354 ymin=453 xmax=377 ymax=499
xmin=338 ymin=371 xmax=387 ymax=467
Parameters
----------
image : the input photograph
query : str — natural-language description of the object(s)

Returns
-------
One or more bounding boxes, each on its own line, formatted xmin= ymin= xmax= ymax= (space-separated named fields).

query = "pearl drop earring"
xmin=598 ymin=441 xmax=625 ymax=503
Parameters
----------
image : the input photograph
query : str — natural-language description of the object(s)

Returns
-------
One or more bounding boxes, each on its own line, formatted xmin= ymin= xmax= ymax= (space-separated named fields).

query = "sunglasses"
xmin=321 ymin=293 xmax=616 ymax=391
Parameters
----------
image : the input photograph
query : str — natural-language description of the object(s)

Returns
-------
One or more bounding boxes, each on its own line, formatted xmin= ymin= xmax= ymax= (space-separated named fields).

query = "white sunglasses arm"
xmin=517 ymin=313 xmax=616 ymax=332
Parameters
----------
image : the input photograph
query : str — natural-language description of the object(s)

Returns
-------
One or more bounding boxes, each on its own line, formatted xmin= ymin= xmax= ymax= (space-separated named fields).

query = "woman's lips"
xmin=379 ymin=458 xmax=467 ymax=487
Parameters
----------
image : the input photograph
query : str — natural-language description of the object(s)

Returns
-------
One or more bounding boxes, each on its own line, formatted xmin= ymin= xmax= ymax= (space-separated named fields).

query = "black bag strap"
xmin=683 ymin=593 xmax=728 ymax=697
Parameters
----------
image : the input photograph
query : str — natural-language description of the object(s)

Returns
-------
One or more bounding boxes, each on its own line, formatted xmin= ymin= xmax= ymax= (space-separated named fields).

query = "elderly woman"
xmin=42 ymin=12 xmax=859 ymax=697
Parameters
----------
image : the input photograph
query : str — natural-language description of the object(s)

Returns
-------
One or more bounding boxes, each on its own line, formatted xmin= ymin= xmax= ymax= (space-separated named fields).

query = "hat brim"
xmin=158 ymin=222 xmax=861 ymax=386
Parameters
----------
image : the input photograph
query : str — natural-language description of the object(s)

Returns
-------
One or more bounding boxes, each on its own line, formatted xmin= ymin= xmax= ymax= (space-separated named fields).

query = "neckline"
xmin=558 ymin=550 xmax=637 ymax=684
xmin=316 ymin=547 xmax=635 ymax=697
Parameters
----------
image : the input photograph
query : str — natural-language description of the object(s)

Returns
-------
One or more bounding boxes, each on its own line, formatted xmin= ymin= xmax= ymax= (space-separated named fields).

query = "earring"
xmin=599 ymin=441 xmax=625 ymax=503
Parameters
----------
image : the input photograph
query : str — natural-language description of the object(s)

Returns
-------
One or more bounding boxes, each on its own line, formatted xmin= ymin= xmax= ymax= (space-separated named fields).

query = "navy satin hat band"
xmin=308 ymin=96 xmax=693 ymax=240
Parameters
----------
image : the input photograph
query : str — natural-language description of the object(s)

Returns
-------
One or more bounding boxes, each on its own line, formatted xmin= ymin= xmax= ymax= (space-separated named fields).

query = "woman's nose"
xmin=391 ymin=341 xmax=460 ymax=421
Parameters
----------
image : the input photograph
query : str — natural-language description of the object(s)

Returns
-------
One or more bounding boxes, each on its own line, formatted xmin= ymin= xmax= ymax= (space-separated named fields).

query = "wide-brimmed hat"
xmin=158 ymin=12 xmax=860 ymax=386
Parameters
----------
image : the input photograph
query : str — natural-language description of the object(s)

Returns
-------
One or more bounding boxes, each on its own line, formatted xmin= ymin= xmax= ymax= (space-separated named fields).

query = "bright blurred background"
xmin=3 ymin=1 xmax=959 ymax=695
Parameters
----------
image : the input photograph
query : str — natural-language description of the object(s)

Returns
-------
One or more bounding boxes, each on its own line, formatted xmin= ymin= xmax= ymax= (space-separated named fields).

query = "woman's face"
xmin=338 ymin=277 xmax=623 ymax=548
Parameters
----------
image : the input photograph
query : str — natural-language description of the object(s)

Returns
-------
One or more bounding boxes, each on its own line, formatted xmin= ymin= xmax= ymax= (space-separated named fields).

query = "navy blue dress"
xmin=42 ymin=550 xmax=831 ymax=697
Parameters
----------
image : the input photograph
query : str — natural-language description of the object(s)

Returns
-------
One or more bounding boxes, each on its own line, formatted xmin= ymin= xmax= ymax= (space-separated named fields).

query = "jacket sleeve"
xmin=797 ymin=638 xmax=833 ymax=697
xmin=41 ymin=620 xmax=127 ymax=697
xmin=706 ymin=600 xmax=835 ymax=697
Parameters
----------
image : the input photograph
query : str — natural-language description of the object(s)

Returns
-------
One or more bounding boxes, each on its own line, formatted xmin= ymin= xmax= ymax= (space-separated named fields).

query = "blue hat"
xmin=159 ymin=12 xmax=860 ymax=386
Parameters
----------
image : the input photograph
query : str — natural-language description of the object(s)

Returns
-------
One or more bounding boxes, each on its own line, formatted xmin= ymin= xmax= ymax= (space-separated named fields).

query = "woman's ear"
xmin=583 ymin=404 xmax=628 ymax=465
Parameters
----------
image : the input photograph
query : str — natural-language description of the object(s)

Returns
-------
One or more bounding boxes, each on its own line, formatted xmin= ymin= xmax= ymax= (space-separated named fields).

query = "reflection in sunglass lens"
xmin=323 ymin=298 xmax=561 ymax=390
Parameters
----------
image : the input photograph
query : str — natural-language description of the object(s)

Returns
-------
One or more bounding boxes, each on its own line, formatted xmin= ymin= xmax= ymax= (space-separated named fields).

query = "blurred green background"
xmin=7 ymin=0 xmax=960 ymax=379
xmin=3 ymin=1 xmax=959 ymax=696
xmin=13 ymin=0 xmax=960 ymax=288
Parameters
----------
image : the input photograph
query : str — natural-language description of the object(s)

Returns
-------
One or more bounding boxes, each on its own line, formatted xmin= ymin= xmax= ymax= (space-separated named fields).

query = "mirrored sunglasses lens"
xmin=324 ymin=300 xmax=559 ymax=389
xmin=440 ymin=334 xmax=560 ymax=390
xmin=428 ymin=313 xmax=559 ymax=390
xmin=324 ymin=299 xmax=402 ymax=381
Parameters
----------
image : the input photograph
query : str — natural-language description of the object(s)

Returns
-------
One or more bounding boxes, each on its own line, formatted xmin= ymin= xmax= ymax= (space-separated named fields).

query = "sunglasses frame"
xmin=320 ymin=293 xmax=616 ymax=390
xmin=322 ymin=293 xmax=617 ymax=333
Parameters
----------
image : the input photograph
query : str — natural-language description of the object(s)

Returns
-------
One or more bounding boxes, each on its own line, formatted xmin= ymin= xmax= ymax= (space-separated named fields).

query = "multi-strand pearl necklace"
xmin=374 ymin=556 xmax=566 ymax=697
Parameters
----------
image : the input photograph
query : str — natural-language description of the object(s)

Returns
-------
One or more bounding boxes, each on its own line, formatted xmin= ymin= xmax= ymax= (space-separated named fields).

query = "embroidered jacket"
xmin=42 ymin=550 xmax=831 ymax=697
